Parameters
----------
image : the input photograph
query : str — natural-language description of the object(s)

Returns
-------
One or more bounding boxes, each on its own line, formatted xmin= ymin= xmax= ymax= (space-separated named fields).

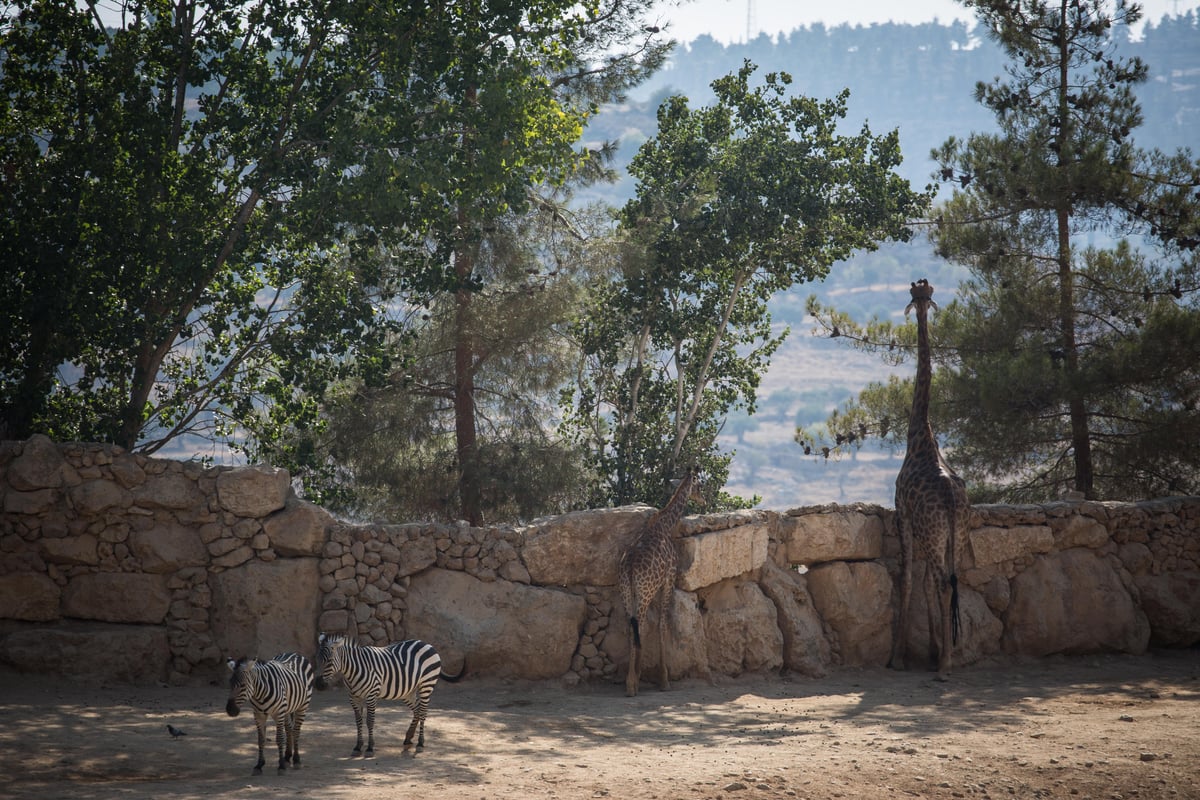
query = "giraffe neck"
xmin=908 ymin=303 xmax=936 ymax=451
xmin=645 ymin=471 xmax=695 ymax=539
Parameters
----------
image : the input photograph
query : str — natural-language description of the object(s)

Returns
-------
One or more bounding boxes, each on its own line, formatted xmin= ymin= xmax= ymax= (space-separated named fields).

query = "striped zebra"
xmin=225 ymin=652 xmax=314 ymax=775
xmin=315 ymin=632 xmax=463 ymax=756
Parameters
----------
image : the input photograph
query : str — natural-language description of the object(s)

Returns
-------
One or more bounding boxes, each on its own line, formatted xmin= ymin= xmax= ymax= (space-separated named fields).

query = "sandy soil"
xmin=1 ymin=650 xmax=1198 ymax=800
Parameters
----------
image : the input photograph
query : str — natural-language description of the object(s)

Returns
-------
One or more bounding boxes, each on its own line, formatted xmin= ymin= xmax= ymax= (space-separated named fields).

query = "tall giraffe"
xmin=890 ymin=279 xmax=969 ymax=680
xmin=617 ymin=468 xmax=703 ymax=697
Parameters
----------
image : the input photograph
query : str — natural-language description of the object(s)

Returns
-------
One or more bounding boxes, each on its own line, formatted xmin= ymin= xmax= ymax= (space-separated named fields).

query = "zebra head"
xmin=225 ymin=656 xmax=258 ymax=717
xmin=314 ymin=632 xmax=347 ymax=691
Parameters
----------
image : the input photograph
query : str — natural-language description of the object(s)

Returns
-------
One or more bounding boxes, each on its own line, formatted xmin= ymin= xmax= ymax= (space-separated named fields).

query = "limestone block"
xmin=1053 ymin=515 xmax=1109 ymax=550
xmin=263 ymin=498 xmax=333 ymax=557
xmin=0 ymin=622 xmax=170 ymax=684
xmin=4 ymin=488 xmax=57 ymax=515
xmin=128 ymin=523 xmax=208 ymax=573
xmin=702 ymin=578 xmax=783 ymax=676
xmin=806 ymin=560 xmax=893 ymax=667
xmin=209 ymin=558 xmax=321 ymax=659
xmin=40 ymin=534 xmax=100 ymax=566
xmin=0 ymin=573 xmax=61 ymax=621
xmin=778 ymin=510 xmax=884 ymax=565
xmin=108 ymin=456 xmax=146 ymax=489
xmin=62 ymin=573 xmax=171 ymax=623
xmin=404 ymin=567 xmax=587 ymax=679
xmin=895 ymin=561 xmax=1002 ymax=669
xmin=215 ymin=465 xmax=289 ymax=518
xmin=677 ymin=522 xmax=769 ymax=591
xmin=522 ymin=505 xmax=652 ymax=587
xmin=1135 ymin=571 xmax=1200 ymax=647
xmin=970 ymin=525 xmax=1054 ymax=566
xmin=7 ymin=434 xmax=71 ymax=490
xmin=1002 ymin=548 xmax=1150 ymax=657
xmin=69 ymin=479 xmax=130 ymax=514
xmin=132 ymin=471 xmax=202 ymax=511
xmin=757 ymin=559 xmax=830 ymax=677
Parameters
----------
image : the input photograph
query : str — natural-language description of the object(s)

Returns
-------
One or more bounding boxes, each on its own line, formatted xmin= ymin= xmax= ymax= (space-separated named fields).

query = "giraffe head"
xmin=905 ymin=278 xmax=938 ymax=316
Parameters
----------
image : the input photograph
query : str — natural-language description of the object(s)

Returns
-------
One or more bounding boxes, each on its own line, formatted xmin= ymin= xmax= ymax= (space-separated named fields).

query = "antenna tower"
xmin=746 ymin=0 xmax=756 ymax=43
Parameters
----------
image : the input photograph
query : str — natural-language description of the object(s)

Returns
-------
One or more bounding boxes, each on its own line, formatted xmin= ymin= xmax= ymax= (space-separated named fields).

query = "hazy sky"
xmin=656 ymin=0 xmax=1198 ymax=44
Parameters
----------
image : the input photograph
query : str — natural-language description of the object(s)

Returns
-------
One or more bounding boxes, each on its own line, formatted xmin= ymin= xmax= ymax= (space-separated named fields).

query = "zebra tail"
xmin=440 ymin=661 xmax=466 ymax=683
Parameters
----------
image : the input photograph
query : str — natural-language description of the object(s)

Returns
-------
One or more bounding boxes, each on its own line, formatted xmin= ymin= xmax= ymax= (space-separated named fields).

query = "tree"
xmin=566 ymin=62 xmax=931 ymax=507
xmin=0 ymin=2 xmax=668 ymax=525
xmin=807 ymin=0 xmax=1200 ymax=502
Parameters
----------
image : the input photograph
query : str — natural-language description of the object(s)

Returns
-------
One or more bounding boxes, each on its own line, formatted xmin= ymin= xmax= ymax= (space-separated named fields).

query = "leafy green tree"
xmin=807 ymin=0 xmax=1200 ymax=502
xmin=566 ymin=62 xmax=931 ymax=507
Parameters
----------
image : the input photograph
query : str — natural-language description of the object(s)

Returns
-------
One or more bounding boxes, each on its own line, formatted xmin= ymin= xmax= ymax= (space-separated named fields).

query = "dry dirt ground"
xmin=2 ymin=650 xmax=1198 ymax=800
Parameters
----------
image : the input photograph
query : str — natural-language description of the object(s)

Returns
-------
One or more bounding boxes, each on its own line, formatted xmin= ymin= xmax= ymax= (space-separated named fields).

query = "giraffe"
xmin=617 ymin=468 xmax=703 ymax=697
xmin=890 ymin=279 xmax=969 ymax=681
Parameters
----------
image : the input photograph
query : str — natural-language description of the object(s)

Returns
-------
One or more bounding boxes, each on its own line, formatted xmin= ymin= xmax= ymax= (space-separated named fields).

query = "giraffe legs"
xmin=656 ymin=584 xmax=671 ymax=692
xmin=888 ymin=517 xmax=911 ymax=671
xmin=625 ymin=615 xmax=642 ymax=697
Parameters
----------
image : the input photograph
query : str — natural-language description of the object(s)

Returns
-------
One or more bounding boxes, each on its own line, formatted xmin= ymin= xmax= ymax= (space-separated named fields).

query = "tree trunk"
xmin=453 ymin=235 xmax=482 ymax=526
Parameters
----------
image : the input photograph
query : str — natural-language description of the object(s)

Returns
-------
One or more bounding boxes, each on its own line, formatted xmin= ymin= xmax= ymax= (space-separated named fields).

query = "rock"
xmin=756 ymin=559 xmax=830 ymax=677
xmin=0 ymin=573 xmax=61 ymax=622
xmin=806 ymin=560 xmax=893 ymax=666
xmin=404 ymin=568 xmax=587 ymax=679
xmin=128 ymin=523 xmax=208 ymax=573
xmin=0 ymin=622 xmax=170 ymax=684
xmin=132 ymin=471 xmax=203 ymax=511
xmin=1053 ymin=515 xmax=1109 ymax=550
xmin=62 ymin=573 xmax=171 ymax=623
xmin=778 ymin=510 xmax=884 ymax=565
xmin=522 ymin=506 xmax=652 ymax=587
xmin=209 ymin=558 xmax=322 ymax=659
xmin=1134 ymin=571 xmax=1200 ymax=647
xmin=40 ymin=534 xmax=100 ymax=566
xmin=1002 ymin=549 xmax=1150 ymax=657
xmin=4 ymin=488 xmax=58 ymax=515
xmin=69 ymin=480 xmax=130 ymax=514
xmin=215 ymin=465 xmax=289 ymax=518
xmin=7 ymin=434 xmax=70 ymax=490
xmin=263 ymin=498 xmax=333 ymax=557
xmin=677 ymin=522 xmax=769 ymax=591
xmin=970 ymin=525 xmax=1054 ymax=566
xmin=896 ymin=562 xmax=1002 ymax=670
xmin=702 ymin=579 xmax=783 ymax=676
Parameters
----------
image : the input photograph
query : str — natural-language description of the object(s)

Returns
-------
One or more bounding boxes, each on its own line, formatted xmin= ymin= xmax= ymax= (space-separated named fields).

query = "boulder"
xmin=69 ymin=479 xmax=130 ymax=514
xmin=778 ymin=510 xmax=884 ymax=565
xmin=893 ymin=561 xmax=1002 ymax=670
xmin=677 ymin=522 xmax=769 ymax=591
xmin=4 ymin=488 xmax=58 ymax=515
xmin=404 ymin=568 xmax=587 ymax=679
xmin=62 ymin=573 xmax=171 ymax=624
xmin=215 ymin=465 xmax=289 ymax=518
xmin=0 ymin=622 xmax=170 ymax=684
xmin=0 ymin=573 xmax=61 ymax=622
xmin=1002 ymin=548 xmax=1150 ymax=657
xmin=129 ymin=523 xmax=208 ymax=573
xmin=1135 ymin=571 xmax=1200 ymax=647
xmin=209 ymin=558 xmax=321 ymax=658
xmin=806 ymin=561 xmax=893 ymax=667
xmin=756 ymin=559 xmax=830 ymax=677
xmin=701 ymin=579 xmax=783 ymax=676
xmin=522 ymin=506 xmax=652 ymax=587
xmin=263 ymin=498 xmax=333 ymax=557
xmin=40 ymin=534 xmax=100 ymax=566
xmin=1053 ymin=515 xmax=1109 ymax=550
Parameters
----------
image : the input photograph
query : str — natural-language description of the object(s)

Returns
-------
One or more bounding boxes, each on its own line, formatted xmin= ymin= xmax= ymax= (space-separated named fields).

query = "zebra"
xmin=225 ymin=652 xmax=314 ymax=775
xmin=315 ymin=632 xmax=463 ymax=756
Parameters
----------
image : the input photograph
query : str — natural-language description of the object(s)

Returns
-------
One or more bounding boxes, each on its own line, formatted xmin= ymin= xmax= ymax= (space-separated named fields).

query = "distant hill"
xmin=580 ymin=15 xmax=1200 ymax=508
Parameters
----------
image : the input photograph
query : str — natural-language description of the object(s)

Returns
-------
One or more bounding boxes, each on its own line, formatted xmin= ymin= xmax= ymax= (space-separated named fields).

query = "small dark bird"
xmin=166 ymin=724 xmax=187 ymax=739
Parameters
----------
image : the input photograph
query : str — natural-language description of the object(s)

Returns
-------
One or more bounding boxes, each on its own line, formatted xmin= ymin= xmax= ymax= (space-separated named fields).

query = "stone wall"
xmin=1 ymin=436 xmax=1197 ymax=686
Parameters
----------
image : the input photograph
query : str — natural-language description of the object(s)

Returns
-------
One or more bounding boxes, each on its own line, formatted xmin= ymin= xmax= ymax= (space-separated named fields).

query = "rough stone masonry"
xmin=1 ymin=435 xmax=1197 ymax=686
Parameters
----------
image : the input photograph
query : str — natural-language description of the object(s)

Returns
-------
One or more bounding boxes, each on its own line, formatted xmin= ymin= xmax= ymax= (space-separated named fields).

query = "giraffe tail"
xmin=949 ymin=573 xmax=961 ymax=645
xmin=630 ymin=616 xmax=642 ymax=648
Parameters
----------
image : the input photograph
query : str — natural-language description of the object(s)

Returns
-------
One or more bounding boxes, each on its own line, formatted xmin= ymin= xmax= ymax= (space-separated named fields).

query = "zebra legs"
xmin=403 ymin=699 xmax=429 ymax=748
xmin=251 ymin=711 xmax=268 ymax=775
xmin=285 ymin=709 xmax=304 ymax=767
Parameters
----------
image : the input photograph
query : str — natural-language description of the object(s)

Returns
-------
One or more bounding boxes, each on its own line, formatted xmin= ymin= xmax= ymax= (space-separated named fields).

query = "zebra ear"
xmin=226 ymin=657 xmax=237 ymax=671
xmin=318 ymin=633 xmax=327 ymax=645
